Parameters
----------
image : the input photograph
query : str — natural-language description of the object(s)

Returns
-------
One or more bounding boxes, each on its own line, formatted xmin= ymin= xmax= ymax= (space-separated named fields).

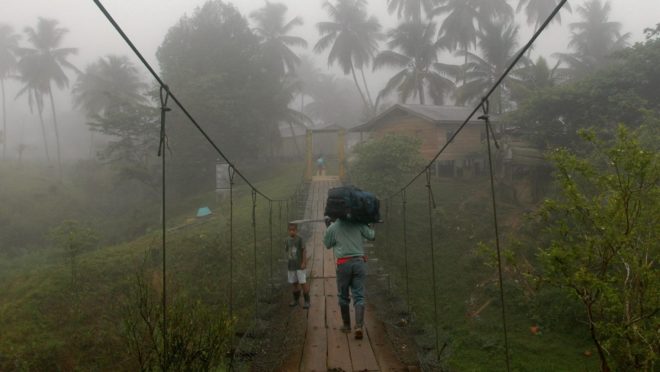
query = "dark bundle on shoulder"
xmin=325 ymin=185 xmax=380 ymax=224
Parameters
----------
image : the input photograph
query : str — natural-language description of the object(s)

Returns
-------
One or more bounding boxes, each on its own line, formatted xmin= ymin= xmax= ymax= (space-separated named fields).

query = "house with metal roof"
xmin=350 ymin=104 xmax=494 ymax=177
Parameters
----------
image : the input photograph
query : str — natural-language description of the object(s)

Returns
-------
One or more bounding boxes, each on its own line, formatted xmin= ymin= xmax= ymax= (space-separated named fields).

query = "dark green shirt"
xmin=285 ymin=235 xmax=305 ymax=270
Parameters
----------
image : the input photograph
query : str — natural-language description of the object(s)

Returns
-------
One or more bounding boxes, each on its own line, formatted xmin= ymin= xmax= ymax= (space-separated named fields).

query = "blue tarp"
xmin=196 ymin=207 xmax=212 ymax=218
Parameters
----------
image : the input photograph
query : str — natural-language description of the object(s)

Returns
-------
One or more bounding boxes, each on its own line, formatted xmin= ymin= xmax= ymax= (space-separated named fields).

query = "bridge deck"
xmin=280 ymin=176 xmax=409 ymax=372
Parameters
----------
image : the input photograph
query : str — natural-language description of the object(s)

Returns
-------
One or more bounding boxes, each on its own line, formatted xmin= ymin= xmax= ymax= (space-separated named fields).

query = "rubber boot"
xmin=340 ymin=304 xmax=351 ymax=333
xmin=354 ymin=305 xmax=365 ymax=339
xmin=303 ymin=293 xmax=310 ymax=309
xmin=289 ymin=291 xmax=300 ymax=307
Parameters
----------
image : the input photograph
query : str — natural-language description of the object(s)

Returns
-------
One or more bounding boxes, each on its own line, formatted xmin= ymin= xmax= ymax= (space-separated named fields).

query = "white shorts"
xmin=288 ymin=270 xmax=307 ymax=284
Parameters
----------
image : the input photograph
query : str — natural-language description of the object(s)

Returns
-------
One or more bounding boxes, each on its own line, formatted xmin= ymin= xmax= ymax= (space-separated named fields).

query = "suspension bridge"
xmin=88 ymin=0 xmax=574 ymax=370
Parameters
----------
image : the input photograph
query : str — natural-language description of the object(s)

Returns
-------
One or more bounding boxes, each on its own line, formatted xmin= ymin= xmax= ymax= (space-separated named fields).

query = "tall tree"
xmin=72 ymin=55 xmax=146 ymax=117
xmin=535 ymin=127 xmax=659 ymax=371
xmin=508 ymin=56 xmax=562 ymax=104
xmin=373 ymin=21 xmax=455 ymax=104
xmin=72 ymin=55 xmax=147 ymax=158
xmin=516 ymin=0 xmax=572 ymax=29
xmin=556 ymin=0 xmax=630 ymax=78
xmin=434 ymin=0 xmax=513 ymax=63
xmin=386 ymin=0 xmax=441 ymax=21
xmin=250 ymin=1 xmax=307 ymax=76
xmin=157 ymin=0 xmax=294 ymax=190
xmin=314 ymin=0 xmax=381 ymax=112
xmin=18 ymin=18 xmax=77 ymax=170
xmin=454 ymin=21 xmax=526 ymax=114
xmin=0 ymin=24 xmax=20 ymax=160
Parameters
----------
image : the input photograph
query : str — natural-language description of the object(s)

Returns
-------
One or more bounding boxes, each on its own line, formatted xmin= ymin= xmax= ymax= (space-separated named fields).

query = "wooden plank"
xmin=365 ymin=303 xmax=409 ymax=371
xmin=323 ymin=244 xmax=336 ymax=278
xmin=347 ymin=306 xmax=380 ymax=371
xmin=325 ymin=278 xmax=352 ymax=372
xmin=300 ymin=278 xmax=327 ymax=372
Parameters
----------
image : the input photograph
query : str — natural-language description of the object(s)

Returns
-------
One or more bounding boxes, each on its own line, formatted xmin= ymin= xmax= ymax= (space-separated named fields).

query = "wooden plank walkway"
xmin=279 ymin=176 xmax=410 ymax=372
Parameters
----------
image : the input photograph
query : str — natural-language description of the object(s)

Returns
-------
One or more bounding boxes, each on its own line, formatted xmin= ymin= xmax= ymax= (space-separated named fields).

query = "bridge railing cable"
xmin=92 ymin=1 xmax=311 ymax=370
xmin=373 ymin=1 xmax=569 ymax=370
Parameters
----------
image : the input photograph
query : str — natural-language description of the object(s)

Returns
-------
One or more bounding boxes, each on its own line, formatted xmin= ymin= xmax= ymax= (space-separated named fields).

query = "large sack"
xmin=325 ymin=185 xmax=380 ymax=224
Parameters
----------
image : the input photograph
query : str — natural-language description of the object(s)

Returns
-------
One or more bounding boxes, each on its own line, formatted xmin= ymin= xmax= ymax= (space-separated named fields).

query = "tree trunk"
xmin=586 ymin=299 xmax=611 ymax=372
xmin=1 ymin=78 xmax=6 ymax=160
xmin=350 ymin=64 xmax=370 ymax=112
xmin=289 ymin=122 xmax=301 ymax=157
xmin=48 ymin=85 xmax=62 ymax=175
xmin=418 ymin=75 xmax=425 ymax=105
xmin=359 ymin=68 xmax=375 ymax=112
xmin=463 ymin=49 xmax=468 ymax=87
xmin=35 ymin=90 xmax=50 ymax=163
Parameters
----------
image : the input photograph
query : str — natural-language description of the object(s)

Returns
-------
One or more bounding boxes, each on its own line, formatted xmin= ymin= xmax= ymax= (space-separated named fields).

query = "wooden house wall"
xmin=370 ymin=115 xmax=484 ymax=161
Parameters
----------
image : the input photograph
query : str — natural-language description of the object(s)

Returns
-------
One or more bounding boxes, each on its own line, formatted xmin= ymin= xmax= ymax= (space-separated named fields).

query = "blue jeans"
xmin=336 ymin=257 xmax=367 ymax=306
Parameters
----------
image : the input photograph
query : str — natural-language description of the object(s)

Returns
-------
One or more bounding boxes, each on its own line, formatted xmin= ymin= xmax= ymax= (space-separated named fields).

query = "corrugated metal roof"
xmin=350 ymin=103 xmax=494 ymax=132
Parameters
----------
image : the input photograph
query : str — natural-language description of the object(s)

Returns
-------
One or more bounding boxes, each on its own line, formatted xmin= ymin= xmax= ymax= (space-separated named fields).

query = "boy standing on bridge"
xmin=323 ymin=219 xmax=375 ymax=339
xmin=285 ymin=222 xmax=310 ymax=309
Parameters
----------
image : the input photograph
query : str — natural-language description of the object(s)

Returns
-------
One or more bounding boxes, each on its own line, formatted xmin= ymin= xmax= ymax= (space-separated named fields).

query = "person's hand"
xmin=300 ymin=262 xmax=306 ymax=270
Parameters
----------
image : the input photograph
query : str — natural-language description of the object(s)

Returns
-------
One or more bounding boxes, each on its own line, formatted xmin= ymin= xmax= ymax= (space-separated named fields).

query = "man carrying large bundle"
xmin=323 ymin=186 xmax=379 ymax=339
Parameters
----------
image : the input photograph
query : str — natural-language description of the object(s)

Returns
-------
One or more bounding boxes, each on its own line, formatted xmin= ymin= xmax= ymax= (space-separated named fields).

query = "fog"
xmin=1 ymin=0 xmax=659 ymax=160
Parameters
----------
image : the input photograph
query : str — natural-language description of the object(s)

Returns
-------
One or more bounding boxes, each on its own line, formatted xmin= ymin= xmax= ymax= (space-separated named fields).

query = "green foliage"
xmin=509 ymin=34 xmax=660 ymax=150
xmin=50 ymin=220 xmax=99 ymax=261
xmin=121 ymin=263 xmax=233 ymax=370
xmin=349 ymin=134 xmax=425 ymax=197
xmin=535 ymin=127 xmax=659 ymax=370
xmin=0 ymin=160 xmax=303 ymax=370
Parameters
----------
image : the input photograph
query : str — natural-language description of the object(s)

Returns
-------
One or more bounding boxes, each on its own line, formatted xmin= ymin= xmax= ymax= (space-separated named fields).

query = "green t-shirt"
xmin=285 ymin=235 xmax=305 ymax=270
xmin=323 ymin=219 xmax=375 ymax=258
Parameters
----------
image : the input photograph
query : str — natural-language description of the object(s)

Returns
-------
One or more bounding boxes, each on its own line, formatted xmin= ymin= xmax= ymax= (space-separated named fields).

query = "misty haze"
xmin=0 ymin=0 xmax=658 ymax=370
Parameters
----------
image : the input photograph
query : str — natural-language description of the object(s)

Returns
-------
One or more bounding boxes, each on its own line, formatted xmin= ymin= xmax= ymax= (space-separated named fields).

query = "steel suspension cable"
xmin=228 ymin=167 xmax=236 ymax=319
xmin=157 ymin=86 xmax=170 ymax=369
xmin=383 ymin=0 xmax=570 ymax=200
xmin=480 ymin=101 xmax=511 ymax=372
xmin=401 ymin=191 xmax=410 ymax=315
xmin=92 ymin=0 xmax=290 ymax=203
xmin=268 ymin=200 xmax=274 ymax=292
xmin=425 ymin=170 xmax=440 ymax=359
xmin=251 ymin=189 xmax=258 ymax=320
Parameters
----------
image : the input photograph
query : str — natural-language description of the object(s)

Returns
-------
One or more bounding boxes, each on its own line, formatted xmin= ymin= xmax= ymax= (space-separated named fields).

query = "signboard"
xmin=216 ymin=160 xmax=230 ymax=191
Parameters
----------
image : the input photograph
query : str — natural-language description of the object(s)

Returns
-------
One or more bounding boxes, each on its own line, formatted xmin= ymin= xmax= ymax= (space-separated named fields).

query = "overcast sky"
xmin=1 ymin=0 xmax=659 ymax=158
xmin=3 ymin=0 xmax=658 ymax=83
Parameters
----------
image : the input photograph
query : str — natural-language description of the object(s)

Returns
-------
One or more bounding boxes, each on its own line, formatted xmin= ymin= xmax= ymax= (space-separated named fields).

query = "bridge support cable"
xmin=268 ymin=200 xmax=274 ymax=293
xmin=228 ymin=167 xmax=236 ymax=319
xmin=401 ymin=192 xmax=411 ymax=316
xmin=425 ymin=170 xmax=441 ymax=359
xmin=251 ymin=189 xmax=259 ymax=320
xmin=157 ymin=85 xmax=171 ymax=369
xmin=480 ymin=101 xmax=511 ymax=372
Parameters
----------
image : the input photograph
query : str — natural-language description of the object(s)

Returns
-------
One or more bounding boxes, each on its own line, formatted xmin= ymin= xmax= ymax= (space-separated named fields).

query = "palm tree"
xmin=73 ymin=55 xmax=146 ymax=117
xmin=250 ymin=2 xmax=308 ymax=76
xmin=15 ymin=51 xmax=50 ymax=162
xmin=516 ymin=0 xmax=572 ymax=29
xmin=314 ymin=0 xmax=381 ymax=112
xmin=373 ymin=21 xmax=455 ymax=104
xmin=0 ymin=24 xmax=20 ymax=160
xmin=434 ymin=0 xmax=513 ymax=60
xmin=386 ymin=0 xmax=441 ymax=21
xmin=72 ymin=55 xmax=146 ymax=158
xmin=454 ymin=21 xmax=526 ymax=114
xmin=556 ymin=0 xmax=630 ymax=78
xmin=17 ymin=18 xmax=77 ymax=170
xmin=509 ymin=56 xmax=563 ymax=103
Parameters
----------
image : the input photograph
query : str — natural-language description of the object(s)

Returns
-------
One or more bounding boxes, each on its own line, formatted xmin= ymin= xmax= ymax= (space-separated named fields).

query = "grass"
xmin=0 ymin=159 xmax=306 ymax=370
xmin=370 ymin=175 xmax=599 ymax=371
